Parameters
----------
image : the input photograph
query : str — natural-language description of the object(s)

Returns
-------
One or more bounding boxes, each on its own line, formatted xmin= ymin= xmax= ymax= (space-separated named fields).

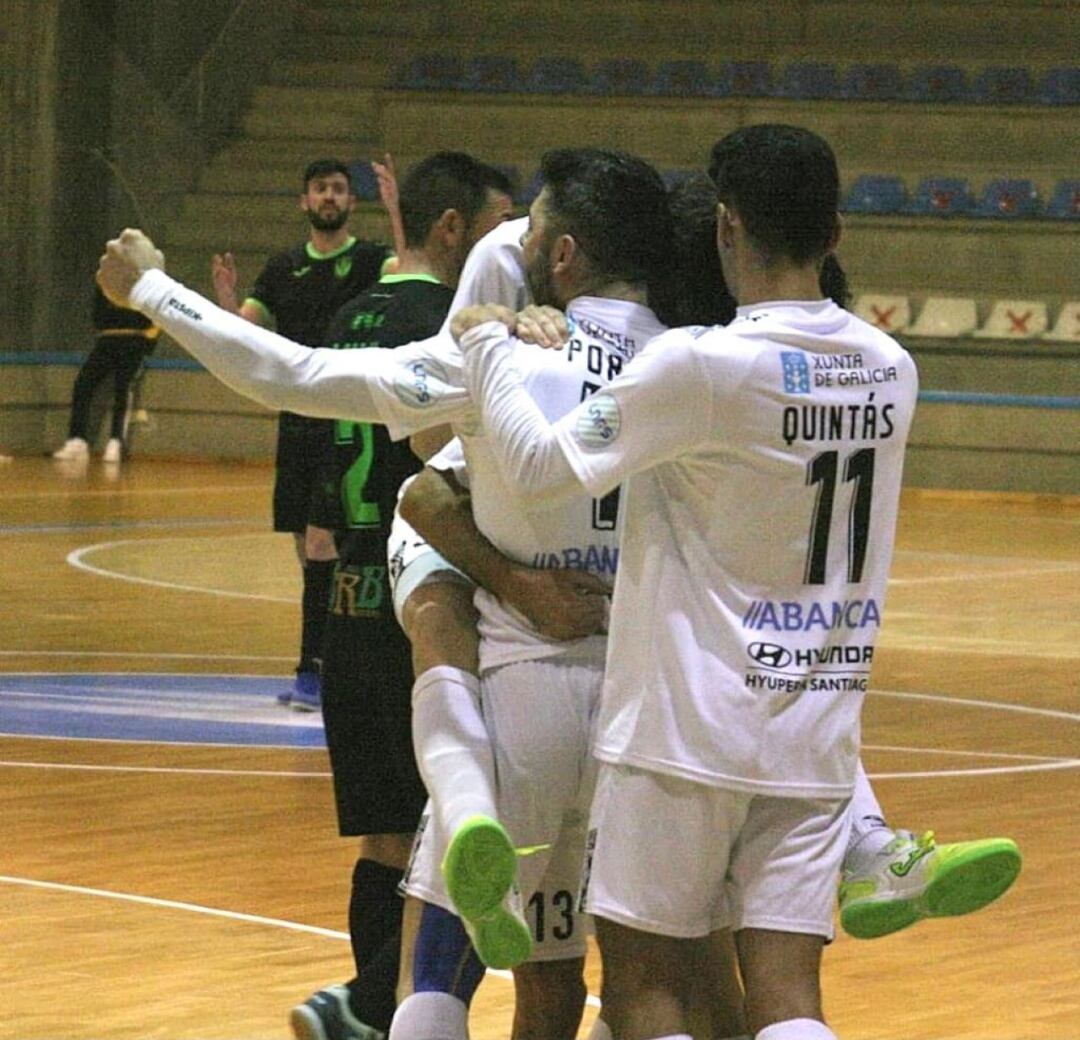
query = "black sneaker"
xmin=289 ymin=985 xmax=384 ymax=1040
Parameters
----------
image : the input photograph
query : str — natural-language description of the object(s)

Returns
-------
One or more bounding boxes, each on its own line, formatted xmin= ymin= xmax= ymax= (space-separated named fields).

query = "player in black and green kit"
xmin=288 ymin=153 xmax=514 ymax=1040
xmin=212 ymin=159 xmax=392 ymax=710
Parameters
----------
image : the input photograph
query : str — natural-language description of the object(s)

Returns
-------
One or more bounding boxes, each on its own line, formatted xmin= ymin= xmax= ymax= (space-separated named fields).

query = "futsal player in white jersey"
xmin=449 ymin=125 xmax=918 ymax=1040
xmin=95 ymin=142 xmax=1019 ymax=1039
xmin=386 ymin=149 xmax=679 ymax=1040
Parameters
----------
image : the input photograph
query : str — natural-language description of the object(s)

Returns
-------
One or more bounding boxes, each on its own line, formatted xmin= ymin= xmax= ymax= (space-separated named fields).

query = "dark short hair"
xmin=708 ymin=124 xmax=839 ymax=266
xmin=659 ymin=171 xmax=736 ymax=326
xmin=538 ymin=148 xmax=672 ymax=290
xmin=302 ymin=159 xmax=352 ymax=190
xmin=819 ymin=254 xmax=851 ymax=309
xmin=398 ymin=152 xmax=513 ymax=247
xmin=661 ymin=171 xmax=851 ymax=327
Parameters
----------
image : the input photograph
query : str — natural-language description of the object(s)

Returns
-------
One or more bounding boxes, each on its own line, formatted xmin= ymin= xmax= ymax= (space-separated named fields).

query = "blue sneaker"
xmin=289 ymin=984 xmax=384 ymax=1040
xmin=291 ymin=670 xmax=321 ymax=712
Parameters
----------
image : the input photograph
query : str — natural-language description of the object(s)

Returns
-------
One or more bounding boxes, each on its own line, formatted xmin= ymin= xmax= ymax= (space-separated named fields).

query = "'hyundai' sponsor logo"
xmin=747 ymin=642 xmax=792 ymax=668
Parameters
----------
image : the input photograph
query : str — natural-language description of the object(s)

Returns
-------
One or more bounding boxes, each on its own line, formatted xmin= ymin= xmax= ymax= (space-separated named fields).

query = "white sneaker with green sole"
xmin=840 ymin=830 xmax=1021 ymax=939
xmin=441 ymin=814 xmax=533 ymax=969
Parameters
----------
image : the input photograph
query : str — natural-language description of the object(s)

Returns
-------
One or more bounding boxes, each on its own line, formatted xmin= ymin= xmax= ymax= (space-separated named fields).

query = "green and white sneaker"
xmin=839 ymin=830 xmax=1022 ymax=940
xmin=441 ymin=814 xmax=533 ymax=969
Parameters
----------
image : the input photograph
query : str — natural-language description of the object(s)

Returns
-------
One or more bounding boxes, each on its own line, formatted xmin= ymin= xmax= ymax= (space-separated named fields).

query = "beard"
xmin=524 ymin=248 xmax=557 ymax=308
xmin=306 ymin=205 xmax=349 ymax=232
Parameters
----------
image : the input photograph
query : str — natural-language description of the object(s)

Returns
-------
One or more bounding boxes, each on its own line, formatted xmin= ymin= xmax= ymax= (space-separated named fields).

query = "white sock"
xmin=845 ymin=760 xmax=894 ymax=859
xmin=388 ymin=991 xmax=468 ymax=1040
xmin=755 ymin=1018 xmax=837 ymax=1040
xmin=411 ymin=666 xmax=497 ymax=837
xmin=587 ymin=1020 xmax=613 ymax=1040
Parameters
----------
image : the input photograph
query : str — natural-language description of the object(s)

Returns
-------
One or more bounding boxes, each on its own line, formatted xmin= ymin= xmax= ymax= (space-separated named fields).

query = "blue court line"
xmin=919 ymin=389 xmax=1080 ymax=409
xmin=0 ymin=352 xmax=203 ymax=371
xmin=0 ymin=674 xmax=325 ymax=748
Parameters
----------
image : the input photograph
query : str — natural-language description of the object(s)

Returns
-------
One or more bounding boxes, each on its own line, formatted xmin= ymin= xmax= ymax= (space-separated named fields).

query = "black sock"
xmin=299 ymin=559 xmax=335 ymax=673
xmin=347 ymin=927 xmax=402 ymax=1033
xmin=350 ymin=859 xmax=404 ymax=972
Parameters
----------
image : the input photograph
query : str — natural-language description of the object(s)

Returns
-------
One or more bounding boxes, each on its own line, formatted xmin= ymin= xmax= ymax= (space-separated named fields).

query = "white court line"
xmin=863 ymin=744 xmax=1070 ymax=762
xmin=0 ymin=875 xmax=353 ymax=940
xmin=877 ymin=634 xmax=1079 ymax=661
xmin=0 ymin=760 xmax=331 ymax=778
xmin=871 ymin=688 xmax=1080 ymax=723
xmin=871 ymin=759 xmax=1080 ymax=780
xmin=890 ymin=561 xmax=1080 ymax=587
xmin=67 ymin=537 xmax=295 ymax=603
xmin=0 ymin=732 xmax=327 ymax=752
xmin=0 ymin=650 xmax=294 ymax=661
xmin=0 ymin=876 xmax=597 ymax=1006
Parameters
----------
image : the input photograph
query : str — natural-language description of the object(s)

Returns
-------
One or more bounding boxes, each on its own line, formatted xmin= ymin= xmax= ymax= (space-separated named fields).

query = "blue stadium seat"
xmin=347 ymin=160 xmax=380 ymax=201
xmin=842 ymin=175 xmax=908 ymax=215
xmin=839 ymin=64 xmax=904 ymax=101
xmin=1037 ymin=67 xmax=1080 ymax=105
xmin=1046 ymin=180 xmax=1080 ymax=220
xmin=971 ymin=66 xmax=1035 ymax=105
xmin=904 ymin=66 xmax=970 ymax=103
xmin=718 ymin=61 xmax=773 ymax=97
xmin=648 ymin=60 xmax=716 ymax=98
xmin=973 ymin=179 xmax=1041 ymax=219
xmin=591 ymin=58 xmax=651 ymax=96
xmin=398 ymin=53 xmax=466 ymax=90
xmin=522 ymin=57 xmax=589 ymax=94
xmin=774 ymin=62 xmax=839 ymax=100
xmin=463 ymin=55 xmax=521 ymax=93
xmin=907 ymin=177 xmax=976 ymax=216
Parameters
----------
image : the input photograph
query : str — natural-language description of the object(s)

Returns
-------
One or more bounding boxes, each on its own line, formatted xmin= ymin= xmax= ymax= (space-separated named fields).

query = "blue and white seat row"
xmin=396 ymin=55 xmax=1080 ymax=105
xmin=842 ymin=176 xmax=1079 ymax=219
xmin=853 ymin=296 xmax=1080 ymax=341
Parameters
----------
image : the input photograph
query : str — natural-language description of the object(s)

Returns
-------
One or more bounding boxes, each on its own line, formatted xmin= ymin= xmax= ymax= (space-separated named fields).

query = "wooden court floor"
xmin=0 ymin=457 xmax=1077 ymax=1039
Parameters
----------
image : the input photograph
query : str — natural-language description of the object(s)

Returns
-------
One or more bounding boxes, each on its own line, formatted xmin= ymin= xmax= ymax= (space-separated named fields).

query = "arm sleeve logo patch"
xmin=393 ymin=358 xmax=450 ymax=408
xmin=576 ymin=393 xmax=621 ymax=448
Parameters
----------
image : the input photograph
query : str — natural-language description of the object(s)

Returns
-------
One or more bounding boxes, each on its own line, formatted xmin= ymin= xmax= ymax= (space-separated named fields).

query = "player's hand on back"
xmin=501 ymin=564 xmax=609 ymax=641
xmin=450 ymin=304 xmax=519 ymax=342
xmin=514 ymin=305 xmax=568 ymax=349
xmin=97 ymin=229 xmax=164 ymax=308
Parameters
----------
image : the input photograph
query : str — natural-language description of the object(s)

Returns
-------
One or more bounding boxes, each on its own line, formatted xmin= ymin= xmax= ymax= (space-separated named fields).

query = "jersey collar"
xmin=305 ymin=236 xmax=357 ymax=261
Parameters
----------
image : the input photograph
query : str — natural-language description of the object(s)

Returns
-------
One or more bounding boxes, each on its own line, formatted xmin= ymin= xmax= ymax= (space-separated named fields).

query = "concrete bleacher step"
xmin=266 ymin=56 xmax=394 ymax=89
xmin=199 ymin=137 xmax=382 ymax=188
xmin=165 ymin=201 xmax=392 ymax=253
xmin=374 ymin=91 xmax=1079 ymax=179
xmin=240 ymin=85 xmax=384 ymax=140
xmin=296 ymin=0 xmax=1079 ymax=66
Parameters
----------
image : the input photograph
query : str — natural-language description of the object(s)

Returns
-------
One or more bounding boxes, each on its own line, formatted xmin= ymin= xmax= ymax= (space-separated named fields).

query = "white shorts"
xmin=581 ymin=763 xmax=851 ymax=940
xmin=402 ymin=654 xmax=604 ymax=961
xmin=387 ymin=505 xmax=472 ymax=626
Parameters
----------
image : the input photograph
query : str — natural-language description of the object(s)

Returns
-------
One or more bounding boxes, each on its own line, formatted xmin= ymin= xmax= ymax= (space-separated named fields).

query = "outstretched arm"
xmin=97 ymin=229 xmax=468 ymax=432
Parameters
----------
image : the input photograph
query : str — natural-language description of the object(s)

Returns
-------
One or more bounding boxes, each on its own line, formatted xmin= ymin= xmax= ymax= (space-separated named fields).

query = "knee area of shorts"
xmin=402 ymin=583 xmax=477 ymax=636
